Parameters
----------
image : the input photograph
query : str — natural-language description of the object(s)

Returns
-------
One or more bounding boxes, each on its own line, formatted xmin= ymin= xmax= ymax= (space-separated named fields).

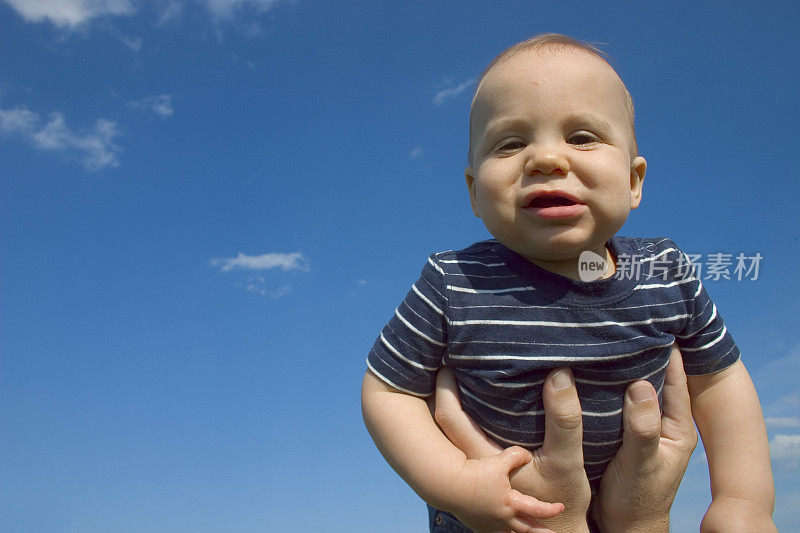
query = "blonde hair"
xmin=468 ymin=33 xmax=637 ymax=163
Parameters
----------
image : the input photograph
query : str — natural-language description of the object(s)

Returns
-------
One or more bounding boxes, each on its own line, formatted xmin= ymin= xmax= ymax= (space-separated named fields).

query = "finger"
xmin=617 ymin=379 xmax=661 ymax=469
xmin=499 ymin=446 xmax=533 ymax=472
xmin=539 ymin=368 xmax=584 ymax=463
xmin=434 ymin=367 xmax=503 ymax=458
xmin=660 ymin=344 xmax=697 ymax=445
xmin=509 ymin=489 xmax=564 ymax=519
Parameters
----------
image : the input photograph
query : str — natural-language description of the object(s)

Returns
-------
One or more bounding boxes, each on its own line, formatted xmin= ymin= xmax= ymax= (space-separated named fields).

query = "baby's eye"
xmin=496 ymin=140 xmax=526 ymax=152
xmin=567 ymin=132 xmax=599 ymax=145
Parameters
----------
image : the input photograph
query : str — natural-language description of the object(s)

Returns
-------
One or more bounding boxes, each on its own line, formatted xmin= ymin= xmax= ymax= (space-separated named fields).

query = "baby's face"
xmin=466 ymin=48 xmax=646 ymax=273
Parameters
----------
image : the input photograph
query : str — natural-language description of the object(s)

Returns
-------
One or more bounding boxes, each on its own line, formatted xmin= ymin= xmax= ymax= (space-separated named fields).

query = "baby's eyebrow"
xmin=562 ymin=113 xmax=614 ymax=133
xmin=482 ymin=117 xmax=528 ymax=139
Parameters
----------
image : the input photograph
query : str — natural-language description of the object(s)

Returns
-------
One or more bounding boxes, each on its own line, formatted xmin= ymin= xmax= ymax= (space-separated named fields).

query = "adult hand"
xmin=433 ymin=344 xmax=698 ymax=533
xmin=434 ymin=367 xmax=592 ymax=533
xmin=591 ymin=344 xmax=697 ymax=532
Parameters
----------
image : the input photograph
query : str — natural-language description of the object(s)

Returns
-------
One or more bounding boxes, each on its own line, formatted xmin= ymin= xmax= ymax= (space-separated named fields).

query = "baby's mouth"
xmin=523 ymin=191 xmax=586 ymax=219
xmin=527 ymin=195 xmax=578 ymax=208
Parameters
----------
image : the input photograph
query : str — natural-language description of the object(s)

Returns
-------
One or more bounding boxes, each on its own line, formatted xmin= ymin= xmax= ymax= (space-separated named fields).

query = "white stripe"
xmin=447 ymin=284 xmax=535 ymax=294
xmin=485 ymin=377 xmax=547 ymax=389
xmin=605 ymin=298 xmax=689 ymax=311
xmin=449 ymin=314 xmax=687 ymax=329
xmin=460 ymin=386 xmax=543 ymax=417
xmin=448 ymin=273 xmax=519 ymax=279
xmin=575 ymin=357 xmax=671 ymax=386
xmin=462 ymin=386 xmax=633 ymax=419
xmin=487 ymin=428 xmax=624 ymax=449
xmin=450 ymin=298 xmax=688 ymax=312
xmin=584 ymin=457 xmax=614 ymax=466
xmin=482 ymin=425 xmax=541 ymax=448
xmin=365 ymin=360 xmax=430 ymax=398
xmin=412 ymin=284 xmax=443 ymax=316
xmin=677 ymin=301 xmax=716 ymax=339
xmin=680 ymin=326 xmax=727 ymax=352
xmin=380 ymin=333 xmax=439 ymax=371
xmin=634 ymin=277 xmax=695 ymax=290
xmin=582 ymin=438 xmax=624 ymax=447
xmin=427 ymin=257 xmax=444 ymax=275
xmin=450 ymin=342 xmax=674 ymax=364
xmin=639 ymin=247 xmax=677 ymax=262
xmin=452 ymin=333 xmax=655 ymax=348
xmin=684 ymin=347 xmax=739 ymax=371
xmin=582 ymin=407 xmax=623 ymax=417
xmin=439 ymin=259 xmax=506 ymax=267
xmin=395 ymin=309 xmax=446 ymax=347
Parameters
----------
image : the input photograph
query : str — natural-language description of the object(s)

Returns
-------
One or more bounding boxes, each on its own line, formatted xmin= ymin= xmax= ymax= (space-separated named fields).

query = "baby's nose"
xmin=525 ymin=150 xmax=570 ymax=176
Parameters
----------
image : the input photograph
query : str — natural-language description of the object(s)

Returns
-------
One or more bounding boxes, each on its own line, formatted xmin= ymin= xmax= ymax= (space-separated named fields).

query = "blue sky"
xmin=2 ymin=1 xmax=799 ymax=531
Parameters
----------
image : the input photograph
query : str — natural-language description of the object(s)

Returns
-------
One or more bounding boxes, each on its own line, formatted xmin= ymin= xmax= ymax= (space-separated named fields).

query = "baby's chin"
xmin=502 ymin=237 xmax=610 ymax=264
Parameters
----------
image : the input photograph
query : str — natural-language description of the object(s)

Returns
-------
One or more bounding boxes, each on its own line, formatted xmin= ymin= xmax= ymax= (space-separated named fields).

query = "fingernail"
xmin=551 ymin=369 xmax=571 ymax=391
xmin=629 ymin=383 xmax=653 ymax=403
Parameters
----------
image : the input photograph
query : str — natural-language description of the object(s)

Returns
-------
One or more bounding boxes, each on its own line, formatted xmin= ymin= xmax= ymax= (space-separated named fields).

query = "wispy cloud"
xmin=127 ymin=94 xmax=174 ymax=118
xmin=2 ymin=0 xmax=135 ymax=28
xmin=157 ymin=1 xmax=183 ymax=26
xmin=212 ymin=252 xmax=308 ymax=299
xmin=0 ymin=100 xmax=122 ymax=171
xmin=105 ymin=23 xmax=142 ymax=51
xmin=766 ymin=417 xmax=800 ymax=428
xmin=770 ymin=434 xmax=800 ymax=462
xmin=205 ymin=0 xmax=281 ymax=20
xmin=210 ymin=252 xmax=309 ymax=272
xmin=409 ymin=146 xmax=422 ymax=159
xmin=3 ymin=0 xmax=285 ymax=38
xmin=246 ymin=282 xmax=292 ymax=299
xmin=433 ymin=78 xmax=474 ymax=106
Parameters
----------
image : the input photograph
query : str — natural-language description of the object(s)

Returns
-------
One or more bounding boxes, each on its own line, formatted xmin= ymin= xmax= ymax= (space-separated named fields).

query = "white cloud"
xmin=157 ymin=1 xmax=183 ymax=26
xmin=3 ymin=0 xmax=135 ymax=28
xmin=105 ymin=23 xmax=142 ymax=51
xmin=409 ymin=146 xmax=422 ymax=159
xmin=770 ymin=434 xmax=800 ymax=461
xmin=127 ymin=94 xmax=174 ymax=118
xmin=433 ymin=78 xmax=474 ymax=106
xmin=211 ymin=252 xmax=309 ymax=272
xmin=205 ymin=0 xmax=281 ymax=19
xmin=766 ymin=417 xmax=800 ymax=428
xmin=0 ymin=100 xmax=121 ymax=171
xmin=245 ymin=281 xmax=292 ymax=299
xmin=781 ymin=393 xmax=800 ymax=407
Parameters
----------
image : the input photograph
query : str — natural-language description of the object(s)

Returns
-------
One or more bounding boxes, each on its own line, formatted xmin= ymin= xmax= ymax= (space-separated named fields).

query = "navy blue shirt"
xmin=367 ymin=236 xmax=739 ymax=484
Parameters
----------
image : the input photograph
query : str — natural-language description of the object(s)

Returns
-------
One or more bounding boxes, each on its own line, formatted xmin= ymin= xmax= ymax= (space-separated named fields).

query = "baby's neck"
xmin=525 ymin=245 xmax=616 ymax=281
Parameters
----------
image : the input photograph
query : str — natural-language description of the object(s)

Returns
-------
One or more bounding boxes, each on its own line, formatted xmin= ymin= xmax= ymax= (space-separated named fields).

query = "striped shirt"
xmin=367 ymin=236 xmax=740 ymax=484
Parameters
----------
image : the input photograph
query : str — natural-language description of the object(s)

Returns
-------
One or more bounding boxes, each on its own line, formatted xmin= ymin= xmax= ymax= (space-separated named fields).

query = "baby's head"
xmin=465 ymin=33 xmax=647 ymax=278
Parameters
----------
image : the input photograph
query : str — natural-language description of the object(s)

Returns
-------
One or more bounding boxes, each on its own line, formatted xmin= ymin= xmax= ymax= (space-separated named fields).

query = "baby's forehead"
xmin=475 ymin=48 xmax=624 ymax=107
xmin=473 ymin=48 xmax=632 ymax=124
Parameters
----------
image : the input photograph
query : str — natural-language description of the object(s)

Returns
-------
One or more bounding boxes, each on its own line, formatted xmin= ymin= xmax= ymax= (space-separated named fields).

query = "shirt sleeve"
xmin=366 ymin=254 xmax=448 ymax=397
xmin=671 ymin=243 xmax=741 ymax=375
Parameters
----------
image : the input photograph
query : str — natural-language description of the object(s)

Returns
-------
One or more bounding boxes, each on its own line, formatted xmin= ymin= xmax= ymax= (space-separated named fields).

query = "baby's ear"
xmin=629 ymin=156 xmax=646 ymax=209
xmin=465 ymin=167 xmax=481 ymax=217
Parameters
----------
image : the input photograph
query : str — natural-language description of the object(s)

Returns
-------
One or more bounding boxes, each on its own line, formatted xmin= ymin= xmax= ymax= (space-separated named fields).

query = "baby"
xmin=362 ymin=34 xmax=775 ymax=531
